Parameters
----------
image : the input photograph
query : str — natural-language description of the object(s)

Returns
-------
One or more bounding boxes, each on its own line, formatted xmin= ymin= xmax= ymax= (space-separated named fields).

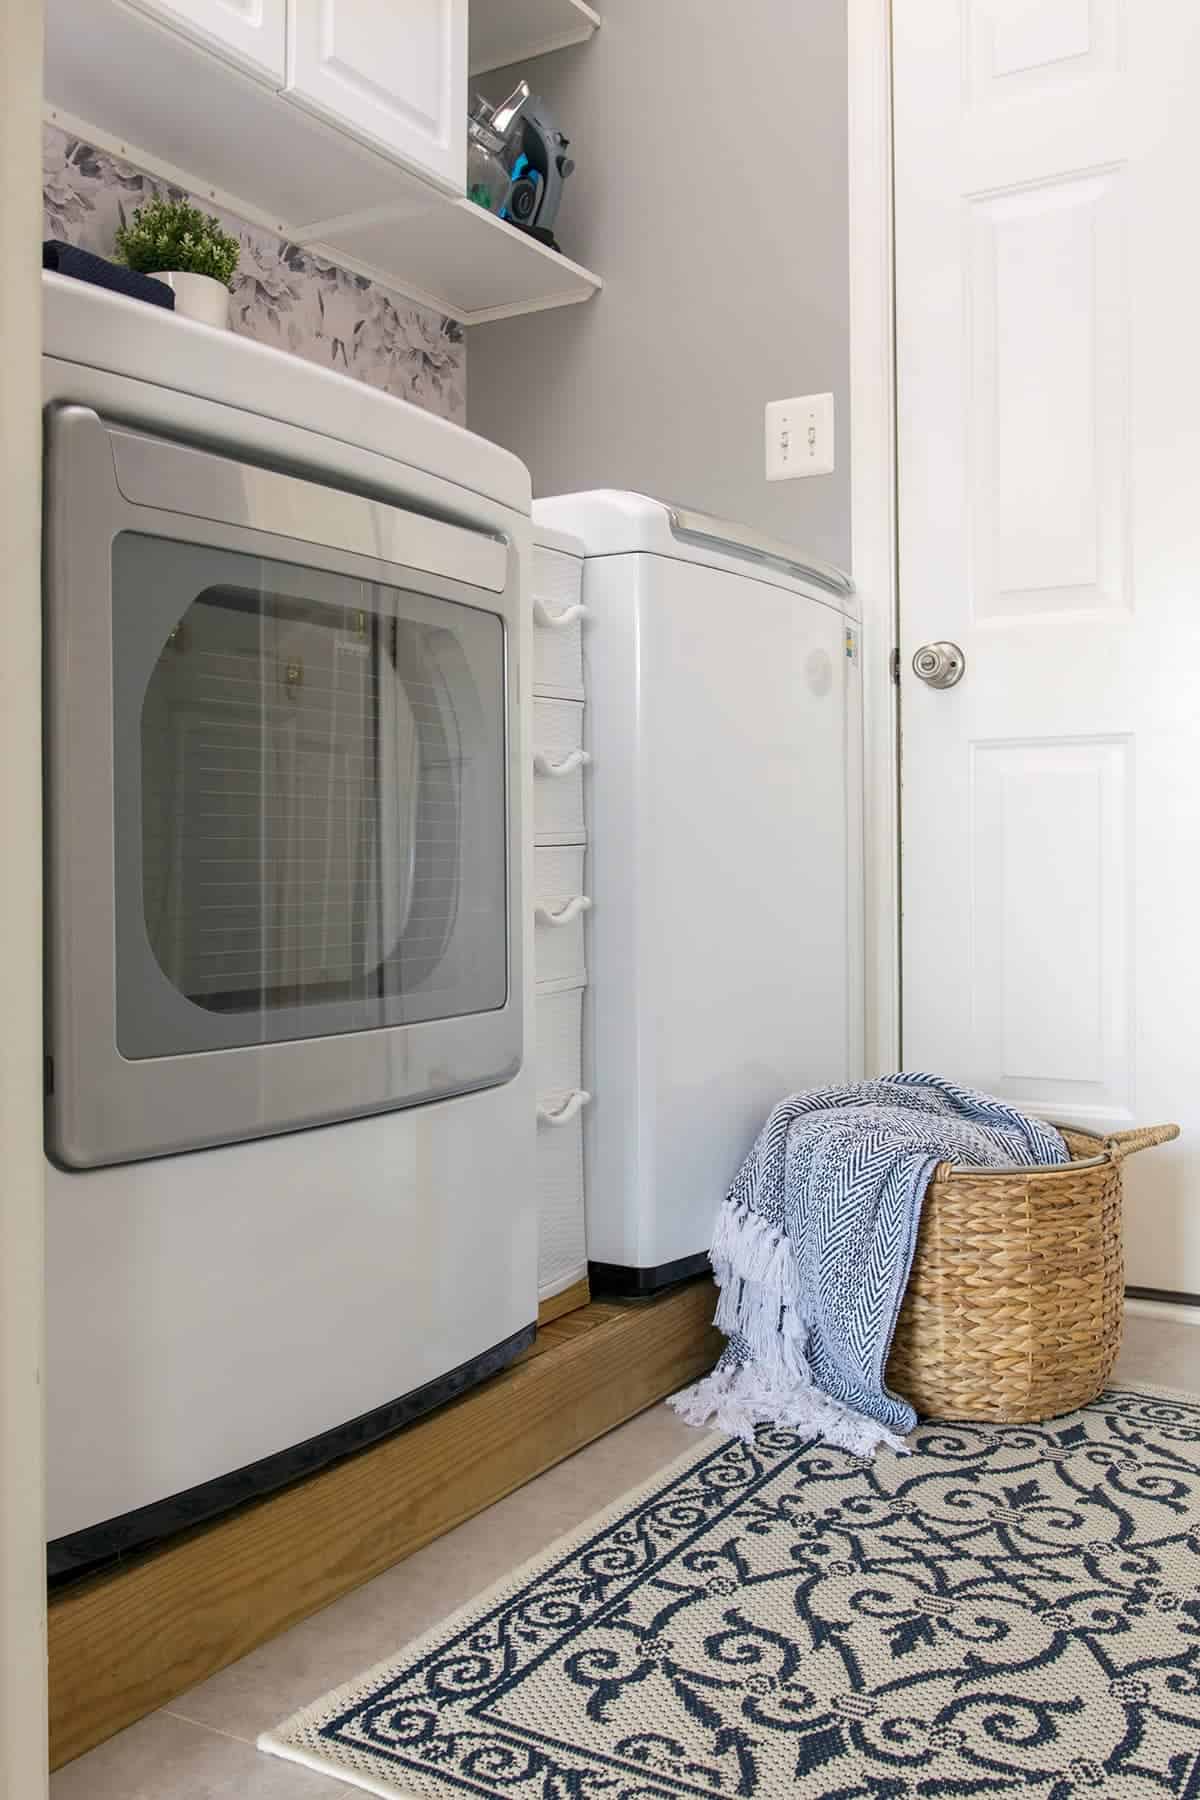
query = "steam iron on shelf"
xmin=499 ymin=97 xmax=575 ymax=251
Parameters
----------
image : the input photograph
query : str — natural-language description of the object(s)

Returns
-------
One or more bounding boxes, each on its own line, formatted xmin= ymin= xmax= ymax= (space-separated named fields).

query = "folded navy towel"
xmin=43 ymin=240 xmax=175 ymax=309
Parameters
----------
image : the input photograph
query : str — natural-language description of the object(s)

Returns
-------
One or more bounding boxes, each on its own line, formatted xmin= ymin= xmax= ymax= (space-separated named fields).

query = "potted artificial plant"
xmin=114 ymin=197 xmax=240 ymax=328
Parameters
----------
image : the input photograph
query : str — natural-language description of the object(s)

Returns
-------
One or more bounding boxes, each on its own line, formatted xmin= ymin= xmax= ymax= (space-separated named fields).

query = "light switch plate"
xmin=765 ymin=392 xmax=835 ymax=480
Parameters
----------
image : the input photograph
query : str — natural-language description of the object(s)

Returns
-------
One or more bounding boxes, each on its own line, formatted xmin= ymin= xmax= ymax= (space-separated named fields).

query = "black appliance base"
xmin=47 ymin=1319 xmax=536 ymax=1587
xmin=588 ymin=1252 xmax=711 ymax=1297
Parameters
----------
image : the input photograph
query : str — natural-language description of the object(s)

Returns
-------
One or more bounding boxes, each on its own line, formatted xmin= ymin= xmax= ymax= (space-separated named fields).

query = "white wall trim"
xmin=848 ymin=0 xmax=901 ymax=1075
xmin=1 ymin=1 xmax=48 ymax=1793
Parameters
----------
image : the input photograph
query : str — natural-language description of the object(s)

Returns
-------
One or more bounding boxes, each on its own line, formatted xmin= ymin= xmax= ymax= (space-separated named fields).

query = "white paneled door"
xmin=894 ymin=0 xmax=1200 ymax=1294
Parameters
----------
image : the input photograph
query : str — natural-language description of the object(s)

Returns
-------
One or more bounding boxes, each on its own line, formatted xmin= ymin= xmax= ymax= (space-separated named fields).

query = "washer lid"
xmin=532 ymin=490 xmax=854 ymax=607
xmin=42 ymin=271 xmax=532 ymax=515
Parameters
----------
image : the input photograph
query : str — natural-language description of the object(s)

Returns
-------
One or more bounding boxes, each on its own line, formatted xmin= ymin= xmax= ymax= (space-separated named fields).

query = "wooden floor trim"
xmin=536 ymin=1273 xmax=591 ymax=1326
xmin=49 ymin=1280 xmax=720 ymax=1770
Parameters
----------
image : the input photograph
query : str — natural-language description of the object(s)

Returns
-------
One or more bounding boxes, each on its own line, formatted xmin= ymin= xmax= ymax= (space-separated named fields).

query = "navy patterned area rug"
xmin=261 ymin=1386 xmax=1200 ymax=1799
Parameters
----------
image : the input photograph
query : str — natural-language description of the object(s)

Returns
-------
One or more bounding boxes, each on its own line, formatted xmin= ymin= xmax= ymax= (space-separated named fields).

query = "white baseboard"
xmin=1125 ymin=1296 xmax=1200 ymax=1327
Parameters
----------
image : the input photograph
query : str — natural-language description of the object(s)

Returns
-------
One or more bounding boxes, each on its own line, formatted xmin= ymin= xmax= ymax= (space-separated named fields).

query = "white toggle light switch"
xmin=765 ymin=393 xmax=835 ymax=480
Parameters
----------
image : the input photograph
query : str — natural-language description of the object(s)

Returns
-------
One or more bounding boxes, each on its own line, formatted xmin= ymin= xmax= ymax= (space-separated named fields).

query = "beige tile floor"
xmin=52 ymin=1309 xmax=1200 ymax=1798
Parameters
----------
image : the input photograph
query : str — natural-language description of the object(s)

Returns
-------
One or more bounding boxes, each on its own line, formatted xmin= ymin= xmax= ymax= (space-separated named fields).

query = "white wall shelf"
xmin=44 ymin=99 xmax=602 ymax=327
xmin=303 ymin=194 xmax=602 ymax=324
xmin=469 ymin=0 xmax=600 ymax=78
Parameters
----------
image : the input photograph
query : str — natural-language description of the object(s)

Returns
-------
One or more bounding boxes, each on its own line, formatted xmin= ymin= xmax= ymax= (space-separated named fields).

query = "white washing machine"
xmin=43 ymin=273 xmax=537 ymax=1579
xmin=532 ymin=492 xmax=862 ymax=1293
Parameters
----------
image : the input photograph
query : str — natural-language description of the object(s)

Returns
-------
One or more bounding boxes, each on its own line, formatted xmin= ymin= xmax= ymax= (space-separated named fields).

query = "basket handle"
xmin=1104 ymin=1123 xmax=1180 ymax=1163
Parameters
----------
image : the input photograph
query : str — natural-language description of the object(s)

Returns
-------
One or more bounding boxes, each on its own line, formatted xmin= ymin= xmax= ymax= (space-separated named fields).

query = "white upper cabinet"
xmin=123 ymin=0 xmax=286 ymax=86
xmin=285 ymin=0 xmax=467 ymax=195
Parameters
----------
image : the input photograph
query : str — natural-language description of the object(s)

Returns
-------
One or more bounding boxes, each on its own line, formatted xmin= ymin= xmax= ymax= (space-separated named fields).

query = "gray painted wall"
xmin=468 ymin=0 xmax=850 ymax=569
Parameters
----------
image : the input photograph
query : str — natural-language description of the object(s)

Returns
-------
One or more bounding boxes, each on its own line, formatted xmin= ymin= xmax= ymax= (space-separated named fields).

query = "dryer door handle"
xmin=537 ymin=1090 xmax=591 ymax=1127
xmin=534 ymin=895 xmax=592 ymax=926
xmin=533 ymin=748 xmax=591 ymax=777
xmin=533 ymin=598 xmax=590 ymax=629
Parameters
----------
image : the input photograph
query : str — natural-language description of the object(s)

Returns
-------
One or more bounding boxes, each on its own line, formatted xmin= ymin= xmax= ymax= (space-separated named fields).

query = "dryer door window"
xmin=113 ymin=532 xmax=507 ymax=1061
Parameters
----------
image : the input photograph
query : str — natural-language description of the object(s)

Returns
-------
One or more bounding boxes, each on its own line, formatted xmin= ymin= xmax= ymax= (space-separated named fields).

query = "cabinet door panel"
xmin=286 ymin=0 xmax=466 ymax=193
xmin=124 ymin=0 xmax=286 ymax=85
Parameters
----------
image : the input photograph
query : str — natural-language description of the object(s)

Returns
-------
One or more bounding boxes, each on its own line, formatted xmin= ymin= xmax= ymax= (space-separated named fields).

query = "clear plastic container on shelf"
xmin=466 ymin=82 xmax=529 ymax=213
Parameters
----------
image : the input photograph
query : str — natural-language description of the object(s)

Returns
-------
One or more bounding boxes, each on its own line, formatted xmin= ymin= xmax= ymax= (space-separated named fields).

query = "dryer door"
xmin=45 ymin=406 xmax=524 ymax=1167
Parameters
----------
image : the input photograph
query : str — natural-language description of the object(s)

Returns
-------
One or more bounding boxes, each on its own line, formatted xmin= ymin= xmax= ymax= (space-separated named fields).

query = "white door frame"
xmin=0 ymin=0 xmax=49 ymax=1793
xmin=848 ymin=0 xmax=901 ymax=1077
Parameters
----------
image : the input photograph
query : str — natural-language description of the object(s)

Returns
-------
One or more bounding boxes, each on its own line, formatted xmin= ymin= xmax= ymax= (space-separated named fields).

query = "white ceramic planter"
xmin=148 ymin=270 xmax=230 ymax=329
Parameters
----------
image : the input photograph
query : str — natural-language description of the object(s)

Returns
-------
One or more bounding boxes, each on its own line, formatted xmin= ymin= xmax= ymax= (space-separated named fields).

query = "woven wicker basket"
xmin=885 ymin=1122 xmax=1180 ymax=1424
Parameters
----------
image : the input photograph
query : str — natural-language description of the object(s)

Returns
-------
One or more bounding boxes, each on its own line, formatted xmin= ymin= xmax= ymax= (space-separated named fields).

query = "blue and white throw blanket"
xmin=672 ymin=1074 xmax=1068 ymax=1456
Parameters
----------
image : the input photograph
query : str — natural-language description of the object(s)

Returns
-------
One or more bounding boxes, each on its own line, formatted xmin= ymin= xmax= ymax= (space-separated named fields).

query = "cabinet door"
xmin=286 ymin=0 xmax=466 ymax=194
xmin=123 ymin=0 xmax=286 ymax=85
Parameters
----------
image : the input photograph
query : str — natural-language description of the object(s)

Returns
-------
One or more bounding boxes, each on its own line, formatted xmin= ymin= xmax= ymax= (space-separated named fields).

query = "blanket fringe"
xmin=711 ymin=1278 xmax=809 ymax=1379
xmin=710 ymin=1204 xmax=795 ymax=1294
xmin=670 ymin=1360 xmax=911 ymax=1460
xmin=710 ymin=1202 xmax=811 ymax=1381
xmin=695 ymin=1189 xmax=910 ymax=1460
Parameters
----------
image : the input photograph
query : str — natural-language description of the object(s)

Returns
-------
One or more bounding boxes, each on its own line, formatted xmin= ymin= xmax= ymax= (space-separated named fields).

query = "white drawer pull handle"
xmin=537 ymin=1089 xmax=591 ymax=1128
xmin=534 ymin=748 xmax=591 ymax=778
xmin=535 ymin=895 xmax=592 ymax=927
xmin=533 ymin=598 xmax=590 ymax=630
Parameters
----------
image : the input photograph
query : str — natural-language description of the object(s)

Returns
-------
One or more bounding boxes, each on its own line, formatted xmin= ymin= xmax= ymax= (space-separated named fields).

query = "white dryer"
xmin=532 ymin=492 xmax=862 ymax=1293
xmin=43 ymin=274 xmax=537 ymax=1580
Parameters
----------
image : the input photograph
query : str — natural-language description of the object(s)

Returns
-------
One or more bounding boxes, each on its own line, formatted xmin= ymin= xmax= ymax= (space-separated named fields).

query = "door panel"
xmin=969 ymin=736 xmax=1132 ymax=1112
xmin=124 ymin=0 xmax=286 ymax=85
xmin=895 ymin=0 xmax=1200 ymax=1293
xmin=285 ymin=0 xmax=466 ymax=192
xmin=968 ymin=171 xmax=1129 ymax=618
xmin=964 ymin=0 xmax=1119 ymax=97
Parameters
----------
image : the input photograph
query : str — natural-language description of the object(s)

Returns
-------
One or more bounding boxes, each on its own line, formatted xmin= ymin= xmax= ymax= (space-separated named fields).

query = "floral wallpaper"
xmin=43 ymin=125 xmax=466 ymax=423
